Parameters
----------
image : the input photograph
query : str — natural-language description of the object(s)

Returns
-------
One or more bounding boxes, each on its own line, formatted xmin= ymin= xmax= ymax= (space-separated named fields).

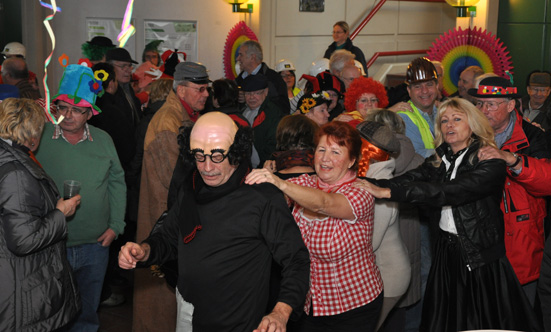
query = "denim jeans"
xmin=64 ymin=243 xmax=109 ymax=332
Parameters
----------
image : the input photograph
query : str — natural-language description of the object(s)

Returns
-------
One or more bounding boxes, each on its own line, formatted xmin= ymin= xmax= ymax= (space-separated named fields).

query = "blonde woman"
xmin=361 ymin=98 xmax=541 ymax=331
xmin=0 ymin=98 xmax=81 ymax=331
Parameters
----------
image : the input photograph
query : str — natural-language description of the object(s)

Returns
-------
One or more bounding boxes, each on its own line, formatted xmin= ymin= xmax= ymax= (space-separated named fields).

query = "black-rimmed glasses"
xmin=190 ymin=150 xmax=228 ymax=163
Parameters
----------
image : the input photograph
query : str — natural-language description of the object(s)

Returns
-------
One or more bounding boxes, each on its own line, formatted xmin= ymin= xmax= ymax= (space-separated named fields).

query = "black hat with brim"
xmin=468 ymin=76 xmax=521 ymax=99
xmin=242 ymin=74 xmax=268 ymax=92
xmin=87 ymin=36 xmax=116 ymax=47
xmin=105 ymin=48 xmax=138 ymax=64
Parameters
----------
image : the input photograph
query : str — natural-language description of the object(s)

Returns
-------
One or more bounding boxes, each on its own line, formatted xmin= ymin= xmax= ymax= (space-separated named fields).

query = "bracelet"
xmin=507 ymin=153 xmax=521 ymax=168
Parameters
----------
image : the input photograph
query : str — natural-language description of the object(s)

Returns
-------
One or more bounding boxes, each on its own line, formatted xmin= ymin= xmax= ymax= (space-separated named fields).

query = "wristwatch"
xmin=507 ymin=152 xmax=521 ymax=168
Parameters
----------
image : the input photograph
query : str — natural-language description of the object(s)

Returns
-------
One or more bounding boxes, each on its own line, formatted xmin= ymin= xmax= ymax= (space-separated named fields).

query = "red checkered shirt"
xmin=289 ymin=174 xmax=383 ymax=316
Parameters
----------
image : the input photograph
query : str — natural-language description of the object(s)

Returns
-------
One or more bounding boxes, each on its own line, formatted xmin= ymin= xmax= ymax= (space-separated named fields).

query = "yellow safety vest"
xmin=398 ymin=101 xmax=435 ymax=150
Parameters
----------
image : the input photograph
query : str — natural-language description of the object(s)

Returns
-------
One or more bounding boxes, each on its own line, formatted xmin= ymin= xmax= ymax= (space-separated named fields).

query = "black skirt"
xmin=420 ymin=230 xmax=542 ymax=332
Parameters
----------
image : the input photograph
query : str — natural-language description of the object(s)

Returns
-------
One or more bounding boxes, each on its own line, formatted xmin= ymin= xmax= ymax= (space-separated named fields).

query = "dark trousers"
xmin=289 ymin=292 xmax=383 ymax=332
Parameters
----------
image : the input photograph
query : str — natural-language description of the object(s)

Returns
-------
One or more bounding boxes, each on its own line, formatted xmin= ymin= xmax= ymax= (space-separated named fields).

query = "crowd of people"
xmin=1 ymin=20 xmax=551 ymax=332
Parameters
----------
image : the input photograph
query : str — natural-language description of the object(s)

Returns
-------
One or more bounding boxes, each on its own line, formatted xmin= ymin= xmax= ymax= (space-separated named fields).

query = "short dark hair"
xmin=212 ymin=79 xmax=239 ymax=108
xmin=276 ymin=115 xmax=319 ymax=151
xmin=178 ymin=122 xmax=253 ymax=167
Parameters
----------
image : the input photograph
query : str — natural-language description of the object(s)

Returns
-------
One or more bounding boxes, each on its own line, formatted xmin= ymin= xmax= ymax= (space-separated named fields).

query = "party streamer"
xmin=39 ymin=1 xmax=61 ymax=12
xmin=117 ymin=0 xmax=136 ymax=47
xmin=40 ymin=0 xmax=61 ymax=124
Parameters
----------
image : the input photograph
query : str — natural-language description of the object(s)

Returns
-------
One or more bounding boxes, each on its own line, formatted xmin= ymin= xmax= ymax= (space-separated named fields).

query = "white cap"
xmin=309 ymin=58 xmax=329 ymax=76
xmin=275 ymin=59 xmax=296 ymax=72
xmin=2 ymin=42 xmax=26 ymax=58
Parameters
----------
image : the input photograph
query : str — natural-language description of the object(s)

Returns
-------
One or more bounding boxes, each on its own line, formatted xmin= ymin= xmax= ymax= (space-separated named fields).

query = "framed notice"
xmin=144 ymin=20 xmax=198 ymax=63
xmin=299 ymin=0 xmax=325 ymax=12
xmin=85 ymin=18 xmax=136 ymax=59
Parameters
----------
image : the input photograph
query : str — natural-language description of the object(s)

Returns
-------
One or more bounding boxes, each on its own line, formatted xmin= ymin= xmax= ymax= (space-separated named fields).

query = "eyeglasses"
xmin=190 ymin=150 xmax=228 ymax=163
xmin=475 ymin=100 xmax=509 ymax=111
xmin=529 ymin=87 xmax=550 ymax=94
xmin=244 ymin=90 xmax=264 ymax=97
xmin=280 ymin=74 xmax=294 ymax=79
xmin=56 ymin=104 xmax=89 ymax=116
xmin=185 ymin=85 xmax=208 ymax=93
xmin=358 ymin=98 xmax=379 ymax=104
xmin=113 ymin=63 xmax=133 ymax=70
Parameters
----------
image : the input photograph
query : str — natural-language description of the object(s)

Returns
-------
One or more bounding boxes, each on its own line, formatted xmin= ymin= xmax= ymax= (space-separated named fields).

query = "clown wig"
xmin=344 ymin=77 xmax=388 ymax=112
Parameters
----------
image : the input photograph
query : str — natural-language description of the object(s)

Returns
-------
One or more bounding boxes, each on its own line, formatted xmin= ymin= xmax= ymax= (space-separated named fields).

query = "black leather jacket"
xmin=375 ymin=141 xmax=507 ymax=271
xmin=0 ymin=139 xmax=80 ymax=331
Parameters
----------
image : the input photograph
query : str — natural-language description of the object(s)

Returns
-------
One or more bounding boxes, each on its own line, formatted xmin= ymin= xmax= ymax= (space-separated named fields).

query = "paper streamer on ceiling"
xmin=40 ymin=0 xmax=62 ymax=124
xmin=118 ymin=0 xmax=136 ymax=47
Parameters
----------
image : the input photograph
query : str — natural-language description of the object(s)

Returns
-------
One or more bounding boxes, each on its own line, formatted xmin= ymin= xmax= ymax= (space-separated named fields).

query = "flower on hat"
xmin=89 ymin=79 xmax=103 ymax=96
xmin=94 ymin=69 xmax=109 ymax=82
xmin=78 ymin=58 xmax=93 ymax=68
xmin=299 ymin=97 xmax=316 ymax=114
xmin=313 ymin=91 xmax=331 ymax=101
xmin=58 ymin=53 xmax=69 ymax=68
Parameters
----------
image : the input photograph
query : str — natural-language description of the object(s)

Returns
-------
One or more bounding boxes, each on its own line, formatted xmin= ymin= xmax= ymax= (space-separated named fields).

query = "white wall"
xmin=262 ymin=0 xmax=455 ymax=78
xmin=23 ymin=0 xmax=258 ymax=91
xmin=22 ymin=0 xmax=455 ymax=94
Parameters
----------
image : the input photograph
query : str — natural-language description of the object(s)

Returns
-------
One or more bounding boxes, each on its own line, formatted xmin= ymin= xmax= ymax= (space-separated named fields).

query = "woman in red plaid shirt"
xmin=247 ymin=121 xmax=383 ymax=332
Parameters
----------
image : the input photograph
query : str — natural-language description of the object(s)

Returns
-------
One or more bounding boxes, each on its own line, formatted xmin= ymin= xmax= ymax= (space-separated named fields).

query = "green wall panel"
xmin=499 ymin=0 xmax=547 ymax=23
xmin=497 ymin=23 xmax=545 ymax=93
xmin=545 ymin=24 xmax=551 ymax=70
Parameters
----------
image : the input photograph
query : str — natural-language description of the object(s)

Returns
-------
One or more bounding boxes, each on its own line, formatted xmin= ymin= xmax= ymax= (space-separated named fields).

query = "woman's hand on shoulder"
xmin=56 ymin=194 xmax=81 ymax=217
xmin=354 ymin=179 xmax=391 ymax=199
xmin=245 ymin=168 xmax=284 ymax=190
xmin=263 ymin=160 xmax=276 ymax=173
xmin=335 ymin=114 xmax=354 ymax=122
xmin=388 ymin=101 xmax=413 ymax=113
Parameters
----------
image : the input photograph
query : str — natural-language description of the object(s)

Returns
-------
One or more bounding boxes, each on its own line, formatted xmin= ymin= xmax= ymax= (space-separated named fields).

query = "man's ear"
xmin=507 ymin=99 xmax=516 ymax=113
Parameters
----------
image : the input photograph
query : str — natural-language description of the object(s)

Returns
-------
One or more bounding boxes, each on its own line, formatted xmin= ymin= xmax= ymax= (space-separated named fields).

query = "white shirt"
xmin=439 ymin=148 xmax=469 ymax=234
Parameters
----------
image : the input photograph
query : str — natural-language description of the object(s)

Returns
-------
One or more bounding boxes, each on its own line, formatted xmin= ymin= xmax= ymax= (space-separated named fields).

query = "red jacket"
xmin=501 ymin=112 xmax=550 ymax=284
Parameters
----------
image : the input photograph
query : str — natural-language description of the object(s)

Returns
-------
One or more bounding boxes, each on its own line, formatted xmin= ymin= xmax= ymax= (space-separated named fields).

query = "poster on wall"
xmin=299 ymin=0 xmax=324 ymax=12
xmin=86 ymin=18 xmax=136 ymax=60
xmin=144 ymin=20 xmax=198 ymax=63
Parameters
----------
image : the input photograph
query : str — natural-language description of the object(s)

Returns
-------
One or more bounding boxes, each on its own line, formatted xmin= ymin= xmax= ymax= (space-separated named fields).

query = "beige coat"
xmin=134 ymin=90 xmax=190 ymax=332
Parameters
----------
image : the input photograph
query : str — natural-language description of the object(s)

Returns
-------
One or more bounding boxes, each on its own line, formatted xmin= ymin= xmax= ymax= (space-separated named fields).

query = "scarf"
xmin=316 ymin=169 xmax=357 ymax=193
xmin=179 ymin=161 xmax=250 ymax=243
xmin=442 ymin=145 xmax=469 ymax=181
xmin=12 ymin=141 xmax=42 ymax=168
xmin=273 ymin=149 xmax=314 ymax=171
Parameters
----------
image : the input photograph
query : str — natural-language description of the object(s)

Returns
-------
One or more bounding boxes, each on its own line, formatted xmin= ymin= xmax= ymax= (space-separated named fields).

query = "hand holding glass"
xmin=63 ymin=180 xmax=81 ymax=200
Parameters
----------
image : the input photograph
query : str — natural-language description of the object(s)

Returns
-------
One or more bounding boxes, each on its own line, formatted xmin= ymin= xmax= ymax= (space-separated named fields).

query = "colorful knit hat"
xmin=53 ymin=64 xmax=103 ymax=115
